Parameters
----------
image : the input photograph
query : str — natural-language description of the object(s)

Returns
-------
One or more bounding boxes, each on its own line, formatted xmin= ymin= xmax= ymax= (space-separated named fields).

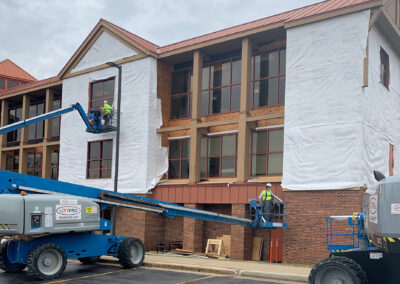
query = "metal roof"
xmin=0 ymin=59 xmax=37 ymax=82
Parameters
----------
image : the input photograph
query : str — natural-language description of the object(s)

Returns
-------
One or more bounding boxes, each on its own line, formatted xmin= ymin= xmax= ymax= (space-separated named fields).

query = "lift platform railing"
xmin=326 ymin=214 xmax=372 ymax=252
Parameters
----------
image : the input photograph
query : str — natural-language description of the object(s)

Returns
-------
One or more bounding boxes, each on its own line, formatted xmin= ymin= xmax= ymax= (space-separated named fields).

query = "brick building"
xmin=1 ymin=0 xmax=400 ymax=265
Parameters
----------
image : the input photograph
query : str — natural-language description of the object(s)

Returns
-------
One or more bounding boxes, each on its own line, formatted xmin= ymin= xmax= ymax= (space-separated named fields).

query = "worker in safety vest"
xmin=258 ymin=183 xmax=273 ymax=217
xmin=101 ymin=100 xmax=113 ymax=126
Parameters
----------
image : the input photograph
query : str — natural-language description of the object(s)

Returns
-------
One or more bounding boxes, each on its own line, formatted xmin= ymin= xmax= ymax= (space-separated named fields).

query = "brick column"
xmin=42 ymin=88 xmax=53 ymax=178
xmin=231 ymin=204 xmax=253 ymax=260
xmin=183 ymin=203 xmax=203 ymax=252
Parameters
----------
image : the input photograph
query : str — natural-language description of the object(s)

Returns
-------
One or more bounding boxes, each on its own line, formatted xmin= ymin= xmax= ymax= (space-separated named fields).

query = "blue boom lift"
xmin=0 ymin=104 xmax=287 ymax=280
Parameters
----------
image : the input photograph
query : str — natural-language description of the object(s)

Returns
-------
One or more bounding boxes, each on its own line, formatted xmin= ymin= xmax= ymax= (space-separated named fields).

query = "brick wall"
xmin=283 ymin=189 xmax=364 ymax=264
xmin=202 ymin=204 xmax=231 ymax=252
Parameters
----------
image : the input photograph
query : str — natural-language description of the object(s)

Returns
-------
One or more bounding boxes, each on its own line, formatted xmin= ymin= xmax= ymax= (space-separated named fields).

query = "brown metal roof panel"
xmin=0 ymin=59 xmax=37 ymax=82
xmin=0 ymin=76 xmax=61 ymax=97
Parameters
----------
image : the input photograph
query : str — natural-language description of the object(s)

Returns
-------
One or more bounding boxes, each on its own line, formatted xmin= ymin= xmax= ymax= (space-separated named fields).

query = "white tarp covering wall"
xmin=59 ymin=34 xmax=168 ymax=193
xmin=72 ymin=31 xmax=137 ymax=73
xmin=282 ymin=10 xmax=386 ymax=190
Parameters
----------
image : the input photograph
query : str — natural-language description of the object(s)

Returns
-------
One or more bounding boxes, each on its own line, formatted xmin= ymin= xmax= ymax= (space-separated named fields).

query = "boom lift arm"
xmin=0 ymin=103 xmax=287 ymax=280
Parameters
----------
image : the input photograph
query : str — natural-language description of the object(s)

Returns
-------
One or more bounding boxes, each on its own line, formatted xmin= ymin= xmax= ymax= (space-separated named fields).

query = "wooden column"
xmin=237 ymin=38 xmax=252 ymax=182
xmin=19 ymin=94 xmax=30 ymax=174
xmin=0 ymin=100 xmax=9 ymax=170
xmin=189 ymin=50 xmax=203 ymax=184
xmin=42 ymin=88 xmax=53 ymax=178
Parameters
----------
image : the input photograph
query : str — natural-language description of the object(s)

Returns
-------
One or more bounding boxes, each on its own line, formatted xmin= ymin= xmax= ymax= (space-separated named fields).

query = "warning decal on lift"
xmin=86 ymin=206 xmax=98 ymax=214
xmin=369 ymin=194 xmax=378 ymax=224
xmin=55 ymin=204 xmax=81 ymax=221
xmin=44 ymin=207 xmax=53 ymax=227
xmin=391 ymin=204 xmax=400 ymax=214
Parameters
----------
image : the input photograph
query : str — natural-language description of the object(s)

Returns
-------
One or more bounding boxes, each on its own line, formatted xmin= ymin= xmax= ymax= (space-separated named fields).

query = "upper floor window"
xmin=27 ymin=152 xmax=42 ymax=177
xmin=170 ymin=68 xmax=192 ymax=119
xmin=200 ymin=134 xmax=237 ymax=178
xmin=201 ymin=57 xmax=241 ymax=115
xmin=0 ymin=78 xmax=4 ymax=89
xmin=7 ymin=104 xmax=22 ymax=147
xmin=7 ymin=80 xmax=19 ymax=89
xmin=168 ymin=139 xmax=190 ymax=179
xmin=89 ymin=78 xmax=115 ymax=110
xmin=87 ymin=140 xmax=112 ymax=179
xmin=252 ymin=47 xmax=286 ymax=108
xmin=52 ymin=95 xmax=61 ymax=141
xmin=251 ymin=128 xmax=284 ymax=176
xmin=28 ymin=100 xmax=45 ymax=143
xmin=380 ymin=47 xmax=390 ymax=89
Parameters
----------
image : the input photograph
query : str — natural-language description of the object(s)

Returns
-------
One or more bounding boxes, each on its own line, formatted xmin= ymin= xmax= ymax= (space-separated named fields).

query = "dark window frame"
xmin=201 ymin=56 xmax=241 ymax=116
xmin=170 ymin=67 xmax=192 ymax=120
xmin=5 ymin=151 xmax=19 ymax=173
xmin=250 ymin=127 xmax=284 ymax=177
xmin=7 ymin=104 xmax=22 ymax=147
xmin=380 ymin=47 xmax=390 ymax=89
xmin=51 ymin=95 xmax=62 ymax=141
xmin=200 ymin=133 xmax=237 ymax=178
xmin=168 ymin=138 xmax=190 ymax=179
xmin=88 ymin=77 xmax=115 ymax=111
xmin=0 ymin=78 xmax=5 ymax=90
xmin=6 ymin=79 xmax=20 ymax=90
xmin=27 ymin=152 xmax=42 ymax=177
xmin=51 ymin=150 xmax=59 ymax=180
xmin=87 ymin=139 xmax=113 ymax=179
xmin=251 ymin=45 xmax=286 ymax=109
xmin=28 ymin=100 xmax=46 ymax=144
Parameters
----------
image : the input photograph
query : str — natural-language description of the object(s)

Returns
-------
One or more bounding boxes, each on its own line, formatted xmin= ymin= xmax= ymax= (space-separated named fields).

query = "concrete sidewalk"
xmin=101 ymin=253 xmax=311 ymax=283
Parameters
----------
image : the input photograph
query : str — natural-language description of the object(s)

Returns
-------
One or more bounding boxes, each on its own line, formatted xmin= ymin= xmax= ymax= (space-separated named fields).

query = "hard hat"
xmin=104 ymin=100 xmax=108 ymax=103
xmin=266 ymin=183 xmax=272 ymax=188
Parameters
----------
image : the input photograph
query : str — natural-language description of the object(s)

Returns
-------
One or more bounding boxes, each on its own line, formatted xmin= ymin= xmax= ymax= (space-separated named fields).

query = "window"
xmin=200 ymin=134 xmax=237 ymax=178
xmin=201 ymin=57 xmax=241 ymax=115
xmin=252 ymin=47 xmax=286 ymax=108
xmin=52 ymin=95 xmax=61 ymax=141
xmin=380 ymin=48 xmax=390 ymax=89
xmin=87 ymin=140 xmax=112 ymax=179
xmin=0 ymin=78 xmax=4 ymax=89
xmin=89 ymin=78 xmax=115 ymax=110
xmin=171 ymin=68 xmax=192 ymax=119
xmin=28 ymin=100 xmax=45 ymax=143
xmin=7 ymin=104 xmax=22 ymax=147
xmin=6 ymin=151 xmax=19 ymax=173
xmin=7 ymin=80 xmax=19 ymax=90
xmin=51 ymin=150 xmax=59 ymax=180
xmin=27 ymin=152 xmax=42 ymax=177
xmin=251 ymin=128 xmax=284 ymax=176
xmin=168 ymin=139 xmax=190 ymax=179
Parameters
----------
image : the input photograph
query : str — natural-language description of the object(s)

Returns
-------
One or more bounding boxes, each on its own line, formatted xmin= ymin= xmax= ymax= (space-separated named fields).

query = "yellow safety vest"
xmin=103 ymin=103 xmax=113 ymax=114
xmin=261 ymin=190 xmax=272 ymax=201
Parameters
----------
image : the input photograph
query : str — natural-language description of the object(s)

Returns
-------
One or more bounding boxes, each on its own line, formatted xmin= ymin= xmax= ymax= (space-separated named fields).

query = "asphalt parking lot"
xmin=0 ymin=261 xmax=281 ymax=284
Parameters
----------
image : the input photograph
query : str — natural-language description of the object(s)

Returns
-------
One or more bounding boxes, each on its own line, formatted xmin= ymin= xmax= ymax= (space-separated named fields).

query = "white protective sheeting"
xmin=72 ymin=31 xmax=137 ymax=73
xmin=59 ymin=56 xmax=168 ymax=193
xmin=282 ymin=10 xmax=372 ymax=190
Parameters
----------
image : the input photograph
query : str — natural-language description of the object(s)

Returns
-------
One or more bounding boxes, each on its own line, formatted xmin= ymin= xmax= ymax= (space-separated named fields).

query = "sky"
xmin=0 ymin=0 xmax=323 ymax=80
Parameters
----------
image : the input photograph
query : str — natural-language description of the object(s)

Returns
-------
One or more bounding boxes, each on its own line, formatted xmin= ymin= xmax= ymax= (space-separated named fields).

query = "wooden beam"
xmin=237 ymin=38 xmax=252 ymax=182
xmin=157 ymin=125 xmax=191 ymax=133
xmin=189 ymin=50 xmax=203 ymax=184
xmin=247 ymin=113 xmax=284 ymax=122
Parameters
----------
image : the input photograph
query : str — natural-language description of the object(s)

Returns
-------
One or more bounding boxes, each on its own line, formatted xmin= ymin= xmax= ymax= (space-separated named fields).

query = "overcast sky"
xmin=0 ymin=0 xmax=323 ymax=80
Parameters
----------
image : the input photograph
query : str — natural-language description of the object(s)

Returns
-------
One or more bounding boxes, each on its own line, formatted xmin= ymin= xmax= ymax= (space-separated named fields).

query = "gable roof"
xmin=59 ymin=0 xmax=382 ymax=78
xmin=0 ymin=59 xmax=37 ymax=82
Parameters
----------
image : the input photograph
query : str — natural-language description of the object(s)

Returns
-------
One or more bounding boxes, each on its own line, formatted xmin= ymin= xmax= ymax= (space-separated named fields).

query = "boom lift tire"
xmin=118 ymin=237 xmax=145 ymax=268
xmin=78 ymin=256 xmax=101 ymax=264
xmin=309 ymin=256 xmax=367 ymax=284
xmin=27 ymin=243 xmax=67 ymax=280
xmin=0 ymin=240 xmax=26 ymax=273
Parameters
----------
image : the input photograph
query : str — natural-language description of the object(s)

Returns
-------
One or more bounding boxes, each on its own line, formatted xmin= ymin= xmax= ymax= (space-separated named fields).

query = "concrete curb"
xmin=99 ymin=257 xmax=308 ymax=283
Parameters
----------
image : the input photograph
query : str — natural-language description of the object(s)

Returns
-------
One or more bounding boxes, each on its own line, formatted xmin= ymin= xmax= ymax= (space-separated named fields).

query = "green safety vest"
xmin=103 ymin=103 xmax=113 ymax=114
xmin=261 ymin=190 xmax=272 ymax=201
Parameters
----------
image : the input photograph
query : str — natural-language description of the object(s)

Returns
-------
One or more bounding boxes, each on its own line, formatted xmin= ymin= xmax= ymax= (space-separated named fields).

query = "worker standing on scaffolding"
xmin=258 ymin=183 xmax=273 ymax=218
xmin=101 ymin=100 xmax=113 ymax=126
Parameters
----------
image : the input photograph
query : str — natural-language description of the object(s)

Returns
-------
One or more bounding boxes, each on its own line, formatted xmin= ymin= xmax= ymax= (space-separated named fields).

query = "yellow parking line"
xmin=176 ymin=275 xmax=216 ymax=284
xmin=44 ymin=269 xmax=134 ymax=284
